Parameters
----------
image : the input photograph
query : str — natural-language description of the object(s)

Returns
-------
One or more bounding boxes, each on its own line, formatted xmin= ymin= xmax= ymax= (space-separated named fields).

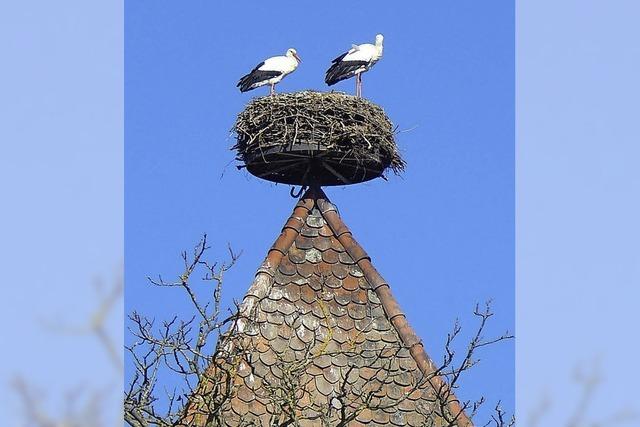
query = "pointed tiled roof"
xmin=185 ymin=188 xmax=472 ymax=426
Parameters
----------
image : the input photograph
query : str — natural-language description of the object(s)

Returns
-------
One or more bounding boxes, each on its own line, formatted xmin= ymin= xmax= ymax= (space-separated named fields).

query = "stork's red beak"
xmin=294 ymin=53 xmax=302 ymax=63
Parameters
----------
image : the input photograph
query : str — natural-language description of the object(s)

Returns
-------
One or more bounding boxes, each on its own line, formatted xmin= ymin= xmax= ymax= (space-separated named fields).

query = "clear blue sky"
xmin=126 ymin=0 xmax=514 ymax=422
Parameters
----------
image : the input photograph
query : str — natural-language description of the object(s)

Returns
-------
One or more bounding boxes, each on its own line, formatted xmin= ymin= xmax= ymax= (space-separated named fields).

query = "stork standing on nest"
xmin=238 ymin=48 xmax=302 ymax=95
xmin=325 ymin=34 xmax=384 ymax=98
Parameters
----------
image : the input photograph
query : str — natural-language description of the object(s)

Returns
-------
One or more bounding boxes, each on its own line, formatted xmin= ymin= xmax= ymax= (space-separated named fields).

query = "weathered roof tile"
xmin=321 ymin=248 xmax=339 ymax=263
xmin=338 ymin=250 xmax=355 ymax=264
xmin=296 ymin=235 xmax=315 ymax=250
xmin=288 ymin=243 xmax=306 ymax=263
xmin=259 ymin=322 xmax=279 ymax=340
xmin=318 ymin=224 xmax=333 ymax=237
xmin=296 ymin=262 xmax=315 ymax=278
xmin=304 ymin=247 xmax=323 ymax=263
xmin=332 ymin=263 xmax=350 ymax=279
xmin=300 ymin=225 xmax=319 ymax=237
xmin=314 ymin=235 xmax=332 ymax=251
xmin=278 ymin=256 xmax=297 ymax=276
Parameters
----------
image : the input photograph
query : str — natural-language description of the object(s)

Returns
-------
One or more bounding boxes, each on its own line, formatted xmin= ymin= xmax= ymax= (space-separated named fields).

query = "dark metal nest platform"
xmin=233 ymin=91 xmax=405 ymax=186
xmin=243 ymin=141 xmax=392 ymax=186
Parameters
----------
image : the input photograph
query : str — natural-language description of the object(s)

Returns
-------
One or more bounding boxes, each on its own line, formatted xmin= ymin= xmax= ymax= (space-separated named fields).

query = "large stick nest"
xmin=232 ymin=91 xmax=405 ymax=185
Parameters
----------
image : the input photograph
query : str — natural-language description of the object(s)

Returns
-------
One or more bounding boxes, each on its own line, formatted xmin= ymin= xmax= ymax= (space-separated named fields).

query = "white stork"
xmin=237 ymin=48 xmax=301 ymax=95
xmin=325 ymin=34 xmax=384 ymax=98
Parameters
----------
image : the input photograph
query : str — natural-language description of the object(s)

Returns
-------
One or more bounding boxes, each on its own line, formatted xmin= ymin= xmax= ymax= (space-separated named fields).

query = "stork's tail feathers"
xmin=324 ymin=60 xmax=368 ymax=86
xmin=237 ymin=70 xmax=281 ymax=92
xmin=237 ymin=73 xmax=254 ymax=93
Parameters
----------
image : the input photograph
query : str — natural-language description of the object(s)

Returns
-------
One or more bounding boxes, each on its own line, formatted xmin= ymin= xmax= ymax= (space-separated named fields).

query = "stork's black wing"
xmin=325 ymin=53 xmax=368 ymax=86
xmin=237 ymin=62 xmax=282 ymax=92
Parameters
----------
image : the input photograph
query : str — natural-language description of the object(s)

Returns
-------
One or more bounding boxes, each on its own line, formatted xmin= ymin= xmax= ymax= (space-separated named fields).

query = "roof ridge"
xmin=314 ymin=188 xmax=473 ymax=427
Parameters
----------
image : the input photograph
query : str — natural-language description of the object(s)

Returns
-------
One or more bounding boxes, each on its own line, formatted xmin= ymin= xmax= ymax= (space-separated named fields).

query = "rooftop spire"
xmin=183 ymin=188 xmax=472 ymax=426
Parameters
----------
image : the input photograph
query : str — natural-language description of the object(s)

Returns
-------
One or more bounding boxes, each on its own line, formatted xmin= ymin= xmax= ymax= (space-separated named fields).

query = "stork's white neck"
xmin=374 ymin=36 xmax=384 ymax=57
xmin=286 ymin=52 xmax=300 ymax=65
